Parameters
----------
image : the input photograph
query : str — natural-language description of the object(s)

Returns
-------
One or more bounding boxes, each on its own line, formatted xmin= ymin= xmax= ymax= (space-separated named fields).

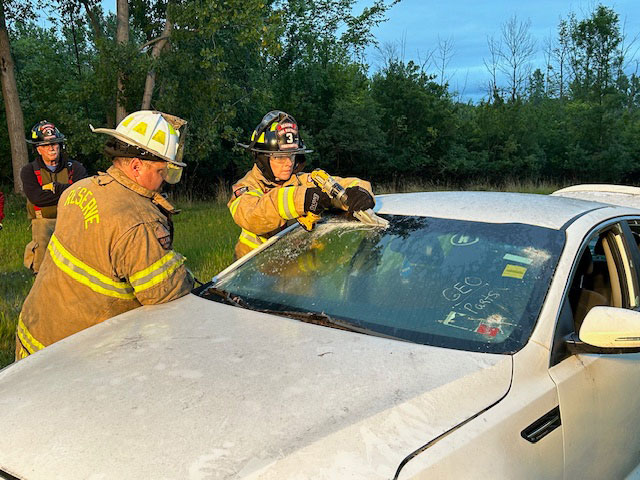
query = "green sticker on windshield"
xmin=503 ymin=253 xmax=532 ymax=265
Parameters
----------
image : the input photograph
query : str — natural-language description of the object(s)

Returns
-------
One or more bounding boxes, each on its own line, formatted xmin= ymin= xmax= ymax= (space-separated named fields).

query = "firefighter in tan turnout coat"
xmin=229 ymin=110 xmax=376 ymax=259
xmin=16 ymin=111 xmax=194 ymax=360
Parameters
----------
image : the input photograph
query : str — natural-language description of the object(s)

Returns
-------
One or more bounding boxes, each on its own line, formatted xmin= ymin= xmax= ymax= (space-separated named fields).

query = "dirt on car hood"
xmin=0 ymin=294 xmax=512 ymax=480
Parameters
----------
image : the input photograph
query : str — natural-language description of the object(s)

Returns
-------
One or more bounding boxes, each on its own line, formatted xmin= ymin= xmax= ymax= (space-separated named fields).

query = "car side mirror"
xmin=579 ymin=306 xmax=640 ymax=348
xmin=565 ymin=306 xmax=640 ymax=354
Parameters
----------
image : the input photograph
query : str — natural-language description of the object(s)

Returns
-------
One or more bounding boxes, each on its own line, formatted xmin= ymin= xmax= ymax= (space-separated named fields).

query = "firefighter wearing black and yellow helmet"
xmin=228 ymin=110 xmax=376 ymax=259
xmin=16 ymin=111 xmax=194 ymax=360
xmin=21 ymin=121 xmax=88 ymax=273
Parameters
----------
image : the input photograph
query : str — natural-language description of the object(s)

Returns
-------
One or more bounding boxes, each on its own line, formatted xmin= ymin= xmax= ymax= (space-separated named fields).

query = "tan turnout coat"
xmin=228 ymin=165 xmax=372 ymax=259
xmin=16 ymin=166 xmax=194 ymax=359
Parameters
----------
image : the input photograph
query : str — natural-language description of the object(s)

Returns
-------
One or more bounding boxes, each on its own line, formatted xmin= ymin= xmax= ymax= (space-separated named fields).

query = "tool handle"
xmin=297 ymin=212 xmax=321 ymax=231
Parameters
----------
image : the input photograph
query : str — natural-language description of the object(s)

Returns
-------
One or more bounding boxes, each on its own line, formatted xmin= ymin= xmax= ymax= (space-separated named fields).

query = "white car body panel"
xmin=0 ymin=295 xmax=511 ymax=480
xmin=375 ymin=191 xmax=607 ymax=229
xmin=553 ymin=184 xmax=640 ymax=210
xmin=550 ymin=351 xmax=640 ymax=479
xmin=399 ymin=341 xmax=563 ymax=479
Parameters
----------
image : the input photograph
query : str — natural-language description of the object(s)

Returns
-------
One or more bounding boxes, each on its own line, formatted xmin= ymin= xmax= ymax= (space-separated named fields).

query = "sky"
xmin=358 ymin=0 xmax=640 ymax=102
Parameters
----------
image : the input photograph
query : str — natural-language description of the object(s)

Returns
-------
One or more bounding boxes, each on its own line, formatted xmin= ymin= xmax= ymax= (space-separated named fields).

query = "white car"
xmin=2 ymin=186 xmax=640 ymax=480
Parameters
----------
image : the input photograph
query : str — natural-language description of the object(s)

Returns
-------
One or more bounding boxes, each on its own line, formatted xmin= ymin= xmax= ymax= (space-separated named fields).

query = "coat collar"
xmin=106 ymin=165 xmax=178 ymax=214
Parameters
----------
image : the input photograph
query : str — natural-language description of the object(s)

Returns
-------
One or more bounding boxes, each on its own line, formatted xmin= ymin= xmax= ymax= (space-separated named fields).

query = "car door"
xmin=548 ymin=220 xmax=640 ymax=479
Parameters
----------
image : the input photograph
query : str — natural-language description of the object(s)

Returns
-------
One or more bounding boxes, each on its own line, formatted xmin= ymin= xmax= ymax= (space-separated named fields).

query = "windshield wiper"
xmin=255 ymin=308 xmax=409 ymax=342
xmin=202 ymin=286 xmax=407 ymax=342
xmin=201 ymin=286 xmax=250 ymax=309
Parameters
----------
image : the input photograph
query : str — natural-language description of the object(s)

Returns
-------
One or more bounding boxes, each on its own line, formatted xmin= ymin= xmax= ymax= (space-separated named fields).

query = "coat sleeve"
xmin=111 ymin=221 xmax=194 ymax=305
xmin=0 ymin=192 xmax=4 ymax=222
xmin=227 ymin=182 xmax=307 ymax=235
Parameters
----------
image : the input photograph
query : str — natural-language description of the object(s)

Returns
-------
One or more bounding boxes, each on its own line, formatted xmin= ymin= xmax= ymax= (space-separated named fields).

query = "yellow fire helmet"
xmin=90 ymin=111 xmax=187 ymax=167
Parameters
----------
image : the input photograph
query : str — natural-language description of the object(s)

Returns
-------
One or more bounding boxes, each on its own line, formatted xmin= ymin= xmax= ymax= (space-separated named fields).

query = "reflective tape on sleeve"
xmin=229 ymin=197 xmax=241 ymax=217
xmin=48 ymin=234 xmax=135 ymax=299
xmin=129 ymin=251 xmax=185 ymax=293
xmin=230 ymin=189 xmax=263 ymax=218
xmin=277 ymin=186 xmax=299 ymax=220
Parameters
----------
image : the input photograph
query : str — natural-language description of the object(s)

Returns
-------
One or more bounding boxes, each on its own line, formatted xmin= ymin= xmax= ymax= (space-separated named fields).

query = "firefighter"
xmin=15 ymin=110 xmax=194 ymax=360
xmin=21 ymin=121 xmax=88 ymax=273
xmin=228 ymin=110 xmax=376 ymax=259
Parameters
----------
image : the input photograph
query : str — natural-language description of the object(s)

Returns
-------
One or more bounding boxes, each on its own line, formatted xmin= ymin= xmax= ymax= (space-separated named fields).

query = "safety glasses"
xmin=162 ymin=162 xmax=183 ymax=184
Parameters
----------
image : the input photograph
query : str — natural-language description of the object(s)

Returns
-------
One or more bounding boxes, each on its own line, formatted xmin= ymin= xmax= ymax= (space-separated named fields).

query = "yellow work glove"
xmin=42 ymin=182 xmax=55 ymax=193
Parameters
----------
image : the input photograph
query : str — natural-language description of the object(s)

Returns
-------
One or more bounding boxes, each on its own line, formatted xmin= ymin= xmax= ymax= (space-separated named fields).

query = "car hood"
xmin=0 ymin=295 xmax=512 ymax=480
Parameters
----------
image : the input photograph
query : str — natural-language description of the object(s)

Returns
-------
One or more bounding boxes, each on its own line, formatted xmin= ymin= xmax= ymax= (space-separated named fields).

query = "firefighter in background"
xmin=20 ymin=121 xmax=88 ymax=273
xmin=16 ymin=110 xmax=194 ymax=360
xmin=229 ymin=110 xmax=377 ymax=259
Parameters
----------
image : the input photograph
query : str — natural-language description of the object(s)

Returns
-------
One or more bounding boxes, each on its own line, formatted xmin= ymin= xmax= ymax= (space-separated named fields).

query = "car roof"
xmin=552 ymin=184 xmax=640 ymax=210
xmin=374 ymin=191 xmax=630 ymax=230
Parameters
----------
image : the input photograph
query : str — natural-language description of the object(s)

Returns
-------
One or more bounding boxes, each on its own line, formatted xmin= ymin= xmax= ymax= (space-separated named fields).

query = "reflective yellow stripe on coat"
xmin=48 ymin=234 xmax=184 ymax=299
xmin=130 ymin=251 xmax=185 ymax=293
xmin=229 ymin=189 xmax=263 ymax=218
xmin=17 ymin=314 xmax=44 ymax=355
xmin=277 ymin=186 xmax=299 ymax=220
xmin=48 ymin=234 xmax=135 ymax=299
xmin=238 ymin=229 xmax=267 ymax=251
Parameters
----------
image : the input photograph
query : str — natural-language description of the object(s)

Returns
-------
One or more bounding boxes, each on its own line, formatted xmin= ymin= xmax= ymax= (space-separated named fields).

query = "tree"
xmin=0 ymin=0 xmax=30 ymax=193
xmin=497 ymin=15 xmax=536 ymax=102
xmin=568 ymin=5 xmax=622 ymax=103
xmin=115 ymin=0 xmax=129 ymax=122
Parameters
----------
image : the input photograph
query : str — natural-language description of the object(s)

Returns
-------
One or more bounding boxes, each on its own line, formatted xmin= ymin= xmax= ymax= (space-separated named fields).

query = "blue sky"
xmin=359 ymin=0 xmax=640 ymax=101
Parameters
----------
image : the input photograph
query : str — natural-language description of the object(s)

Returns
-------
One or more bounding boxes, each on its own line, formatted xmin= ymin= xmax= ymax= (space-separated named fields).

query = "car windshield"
xmin=206 ymin=215 xmax=565 ymax=353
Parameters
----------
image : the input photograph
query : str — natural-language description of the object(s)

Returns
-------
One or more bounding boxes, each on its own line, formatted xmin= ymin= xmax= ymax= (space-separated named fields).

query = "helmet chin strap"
xmin=255 ymin=153 xmax=277 ymax=183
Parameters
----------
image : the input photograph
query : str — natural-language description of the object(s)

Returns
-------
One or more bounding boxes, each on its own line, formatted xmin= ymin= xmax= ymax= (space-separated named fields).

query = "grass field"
xmin=0 ymin=180 xmax=562 ymax=369
xmin=0 ymin=193 xmax=239 ymax=368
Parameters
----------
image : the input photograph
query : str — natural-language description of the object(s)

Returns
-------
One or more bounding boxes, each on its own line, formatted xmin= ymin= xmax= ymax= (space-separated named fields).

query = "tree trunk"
xmin=0 ymin=0 xmax=28 ymax=194
xmin=141 ymin=16 xmax=173 ymax=110
xmin=116 ymin=0 xmax=129 ymax=123
xmin=81 ymin=0 xmax=104 ymax=43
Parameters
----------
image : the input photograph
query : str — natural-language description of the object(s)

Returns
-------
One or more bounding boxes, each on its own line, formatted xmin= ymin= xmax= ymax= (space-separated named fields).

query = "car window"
xmin=624 ymin=220 xmax=640 ymax=307
xmin=209 ymin=215 xmax=565 ymax=354
xmin=551 ymin=222 xmax=638 ymax=365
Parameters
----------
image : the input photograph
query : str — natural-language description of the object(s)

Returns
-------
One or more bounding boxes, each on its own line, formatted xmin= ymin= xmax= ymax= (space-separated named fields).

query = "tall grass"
xmin=0 ymin=193 xmax=239 ymax=368
xmin=375 ymin=178 xmax=564 ymax=195
xmin=0 ymin=194 xmax=34 ymax=367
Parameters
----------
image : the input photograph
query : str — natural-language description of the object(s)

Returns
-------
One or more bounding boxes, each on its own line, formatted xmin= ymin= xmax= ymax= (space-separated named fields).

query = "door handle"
xmin=521 ymin=406 xmax=561 ymax=443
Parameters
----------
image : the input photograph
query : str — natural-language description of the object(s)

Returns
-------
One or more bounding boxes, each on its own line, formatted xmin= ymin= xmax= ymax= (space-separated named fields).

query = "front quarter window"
xmin=207 ymin=216 xmax=564 ymax=354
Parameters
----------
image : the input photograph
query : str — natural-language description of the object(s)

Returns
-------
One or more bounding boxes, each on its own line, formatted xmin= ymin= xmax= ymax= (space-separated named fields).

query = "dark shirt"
xmin=20 ymin=156 xmax=88 ymax=207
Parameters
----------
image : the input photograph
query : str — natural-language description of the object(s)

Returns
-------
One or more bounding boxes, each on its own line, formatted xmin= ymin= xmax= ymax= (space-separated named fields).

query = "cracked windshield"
xmin=212 ymin=216 xmax=565 ymax=353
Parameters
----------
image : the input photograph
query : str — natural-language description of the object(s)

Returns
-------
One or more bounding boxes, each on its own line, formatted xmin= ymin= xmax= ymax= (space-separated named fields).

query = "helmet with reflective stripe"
xmin=238 ymin=110 xmax=312 ymax=182
xmin=26 ymin=121 xmax=65 ymax=146
xmin=90 ymin=110 xmax=187 ymax=167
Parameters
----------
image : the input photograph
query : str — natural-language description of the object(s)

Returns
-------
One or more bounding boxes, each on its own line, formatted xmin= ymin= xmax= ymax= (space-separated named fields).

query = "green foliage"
xmin=0 ymin=1 xmax=640 ymax=190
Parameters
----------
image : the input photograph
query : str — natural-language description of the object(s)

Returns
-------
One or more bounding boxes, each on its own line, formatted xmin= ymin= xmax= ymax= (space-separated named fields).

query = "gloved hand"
xmin=303 ymin=187 xmax=331 ymax=214
xmin=344 ymin=186 xmax=374 ymax=212
xmin=42 ymin=182 xmax=55 ymax=193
